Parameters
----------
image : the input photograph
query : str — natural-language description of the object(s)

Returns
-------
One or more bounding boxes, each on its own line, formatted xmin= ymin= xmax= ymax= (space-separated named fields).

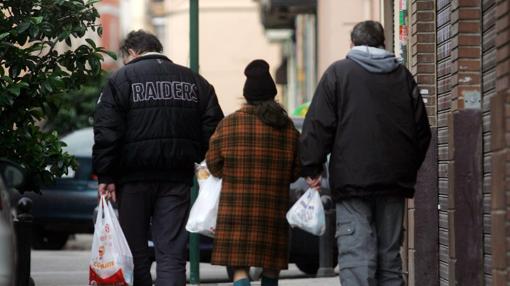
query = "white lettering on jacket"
xmin=131 ymin=81 xmax=198 ymax=103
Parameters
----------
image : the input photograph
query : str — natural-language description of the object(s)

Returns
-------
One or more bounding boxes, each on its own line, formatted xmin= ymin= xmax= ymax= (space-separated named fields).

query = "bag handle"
xmin=96 ymin=195 xmax=107 ymax=224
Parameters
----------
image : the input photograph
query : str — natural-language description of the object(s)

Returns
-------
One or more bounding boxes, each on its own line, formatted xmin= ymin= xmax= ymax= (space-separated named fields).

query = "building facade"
xmin=101 ymin=0 xmax=280 ymax=114
xmin=118 ymin=0 xmax=280 ymax=114
xmin=97 ymin=0 xmax=122 ymax=70
xmin=255 ymin=0 xmax=384 ymax=114
xmin=386 ymin=0 xmax=508 ymax=284
xmin=259 ymin=0 xmax=510 ymax=285
xmin=55 ymin=0 xmax=122 ymax=70
xmin=355 ymin=0 xmax=506 ymax=284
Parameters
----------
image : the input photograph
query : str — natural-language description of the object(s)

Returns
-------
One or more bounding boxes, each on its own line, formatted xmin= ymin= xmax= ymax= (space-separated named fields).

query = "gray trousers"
xmin=118 ymin=182 xmax=190 ymax=286
xmin=335 ymin=196 xmax=405 ymax=286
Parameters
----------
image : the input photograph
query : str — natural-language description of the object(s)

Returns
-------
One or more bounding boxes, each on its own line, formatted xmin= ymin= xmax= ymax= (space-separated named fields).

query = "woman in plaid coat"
xmin=206 ymin=60 xmax=301 ymax=286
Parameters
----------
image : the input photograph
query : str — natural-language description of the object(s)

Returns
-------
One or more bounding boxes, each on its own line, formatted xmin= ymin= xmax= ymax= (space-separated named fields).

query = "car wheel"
xmin=295 ymin=255 xmax=339 ymax=276
xmin=32 ymin=230 xmax=69 ymax=250
xmin=226 ymin=266 xmax=234 ymax=281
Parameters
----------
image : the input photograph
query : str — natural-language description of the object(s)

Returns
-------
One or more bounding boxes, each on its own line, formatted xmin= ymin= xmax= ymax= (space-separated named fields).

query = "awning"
xmin=258 ymin=0 xmax=317 ymax=30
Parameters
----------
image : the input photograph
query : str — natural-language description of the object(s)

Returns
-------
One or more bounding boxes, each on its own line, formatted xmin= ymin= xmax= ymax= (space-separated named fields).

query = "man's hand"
xmin=98 ymin=183 xmax=117 ymax=202
xmin=306 ymin=176 xmax=322 ymax=190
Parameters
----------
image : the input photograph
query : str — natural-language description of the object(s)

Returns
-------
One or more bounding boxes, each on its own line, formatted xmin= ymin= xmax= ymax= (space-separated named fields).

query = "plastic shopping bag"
xmin=89 ymin=196 xmax=133 ymax=285
xmin=185 ymin=162 xmax=222 ymax=238
xmin=286 ymin=188 xmax=326 ymax=236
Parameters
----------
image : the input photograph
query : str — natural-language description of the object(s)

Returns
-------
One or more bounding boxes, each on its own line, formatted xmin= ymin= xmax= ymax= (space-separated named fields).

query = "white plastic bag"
xmin=89 ymin=196 xmax=133 ymax=285
xmin=286 ymin=188 xmax=326 ymax=236
xmin=186 ymin=162 xmax=222 ymax=237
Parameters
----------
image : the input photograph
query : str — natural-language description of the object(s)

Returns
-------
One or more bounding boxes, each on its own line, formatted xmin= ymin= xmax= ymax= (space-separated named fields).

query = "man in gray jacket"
xmin=300 ymin=21 xmax=431 ymax=285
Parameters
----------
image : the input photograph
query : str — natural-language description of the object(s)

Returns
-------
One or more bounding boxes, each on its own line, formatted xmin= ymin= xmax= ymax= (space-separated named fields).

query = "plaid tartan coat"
xmin=205 ymin=105 xmax=301 ymax=270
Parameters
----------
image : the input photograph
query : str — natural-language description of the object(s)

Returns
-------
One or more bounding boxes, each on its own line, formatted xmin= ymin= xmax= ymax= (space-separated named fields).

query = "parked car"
xmin=0 ymin=159 xmax=28 ymax=286
xmin=11 ymin=128 xmax=99 ymax=250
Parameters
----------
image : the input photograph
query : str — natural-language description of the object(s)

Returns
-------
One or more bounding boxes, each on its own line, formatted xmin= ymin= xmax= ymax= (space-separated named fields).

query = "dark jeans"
xmin=335 ymin=196 xmax=405 ymax=286
xmin=118 ymin=182 xmax=190 ymax=286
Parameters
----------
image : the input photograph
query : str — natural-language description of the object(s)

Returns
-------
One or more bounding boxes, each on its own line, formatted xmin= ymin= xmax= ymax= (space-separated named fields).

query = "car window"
xmin=55 ymin=128 xmax=95 ymax=183
xmin=61 ymin=128 xmax=94 ymax=157
xmin=58 ymin=157 xmax=92 ymax=181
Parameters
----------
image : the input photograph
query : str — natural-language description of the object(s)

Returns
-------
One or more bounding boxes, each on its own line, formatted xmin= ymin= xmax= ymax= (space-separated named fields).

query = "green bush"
xmin=0 ymin=0 xmax=115 ymax=191
xmin=44 ymin=71 xmax=108 ymax=136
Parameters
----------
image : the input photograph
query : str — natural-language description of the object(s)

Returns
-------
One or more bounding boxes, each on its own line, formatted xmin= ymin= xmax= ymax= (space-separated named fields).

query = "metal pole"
xmin=189 ymin=1 xmax=200 ymax=284
xmin=189 ymin=180 xmax=200 ymax=284
xmin=190 ymin=0 xmax=199 ymax=72
xmin=15 ymin=197 xmax=33 ymax=286
xmin=317 ymin=195 xmax=336 ymax=277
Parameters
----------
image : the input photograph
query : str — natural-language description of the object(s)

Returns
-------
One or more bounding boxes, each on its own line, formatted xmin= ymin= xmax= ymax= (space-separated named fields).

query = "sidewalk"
xmin=188 ymin=263 xmax=340 ymax=286
xmin=199 ymin=277 xmax=339 ymax=286
xmin=193 ymin=264 xmax=340 ymax=286
xmin=32 ymin=236 xmax=340 ymax=286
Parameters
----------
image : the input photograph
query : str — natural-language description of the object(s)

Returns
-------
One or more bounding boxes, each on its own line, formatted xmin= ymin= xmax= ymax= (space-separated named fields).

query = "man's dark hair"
xmin=120 ymin=30 xmax=163 ymax=56
xmin=350 ymin=21 xmax=385 ymax=48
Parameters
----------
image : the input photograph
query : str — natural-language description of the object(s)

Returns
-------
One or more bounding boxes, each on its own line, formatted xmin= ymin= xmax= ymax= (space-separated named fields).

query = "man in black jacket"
xmin=300 ymin=21 xmax=431 ymax=285
xmin=92 ymin=30 xmax=224 ymax=286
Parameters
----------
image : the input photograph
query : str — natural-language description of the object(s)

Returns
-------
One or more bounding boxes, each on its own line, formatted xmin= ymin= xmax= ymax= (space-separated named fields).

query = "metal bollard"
xmin=317 ymin=195 xmax=336 ymax=277
xmin=14 ymin=197 xmax=34 ymax=286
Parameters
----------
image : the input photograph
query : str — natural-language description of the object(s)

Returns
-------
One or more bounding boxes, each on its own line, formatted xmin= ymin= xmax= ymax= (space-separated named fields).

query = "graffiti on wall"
xmin=399 ymin=0 xmax=408 ymax=64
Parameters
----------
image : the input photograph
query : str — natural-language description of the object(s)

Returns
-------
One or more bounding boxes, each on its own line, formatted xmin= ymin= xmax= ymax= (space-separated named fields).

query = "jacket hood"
xmin=346 ymin=46 xmax=400 ymax=73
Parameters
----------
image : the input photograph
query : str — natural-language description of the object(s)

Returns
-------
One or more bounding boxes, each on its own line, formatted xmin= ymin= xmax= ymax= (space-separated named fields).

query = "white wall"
xmin=163 ymin=0 xmax=280 ymax=114
xmin=119 ymin=0 xmax=147 ymax=37
xmin=317 ymin=0 xmax=381 ymax=78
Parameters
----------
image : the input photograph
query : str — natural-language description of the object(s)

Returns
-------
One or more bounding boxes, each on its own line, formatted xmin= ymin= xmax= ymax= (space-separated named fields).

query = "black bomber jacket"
xmin=93 ymin=54 xmax=224 ymax=185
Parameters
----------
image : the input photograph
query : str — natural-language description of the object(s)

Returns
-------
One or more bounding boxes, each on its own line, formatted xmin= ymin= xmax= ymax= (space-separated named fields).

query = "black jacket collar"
xmin=127 ymin=54 xmax=173 ymax=65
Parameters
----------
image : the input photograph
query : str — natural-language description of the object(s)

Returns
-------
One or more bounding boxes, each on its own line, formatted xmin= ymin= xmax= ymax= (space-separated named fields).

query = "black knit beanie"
xmin=243 ymin=59 xmax=277 ymax=101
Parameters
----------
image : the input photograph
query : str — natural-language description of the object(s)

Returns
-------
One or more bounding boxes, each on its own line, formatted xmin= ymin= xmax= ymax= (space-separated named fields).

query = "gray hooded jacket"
xmin=346 ymin=45 xmax=400 ymax=73
xmin=300 ymin=45 xmax=431 ymax=200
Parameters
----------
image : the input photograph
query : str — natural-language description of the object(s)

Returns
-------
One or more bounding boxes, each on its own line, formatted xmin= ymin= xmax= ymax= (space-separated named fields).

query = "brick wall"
xmin=411 ymin=0 xmax=485 ymax=285
xmin=491 ymin=0 xmax=510 ymax=284
xmin=450 ymin=0 xmax=484 ymax=285
xmin=412 ymin=0 xmax=438 ymax=125
xmin=436 ymin=0 xmax=454 ymax=284
xmin=408 ymin=1 xmax=497 ymax=285
xmin=482 ymin=0 xmax=497 ymax=284
xmin=409 ymin=1 xmax=439 ymax=285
